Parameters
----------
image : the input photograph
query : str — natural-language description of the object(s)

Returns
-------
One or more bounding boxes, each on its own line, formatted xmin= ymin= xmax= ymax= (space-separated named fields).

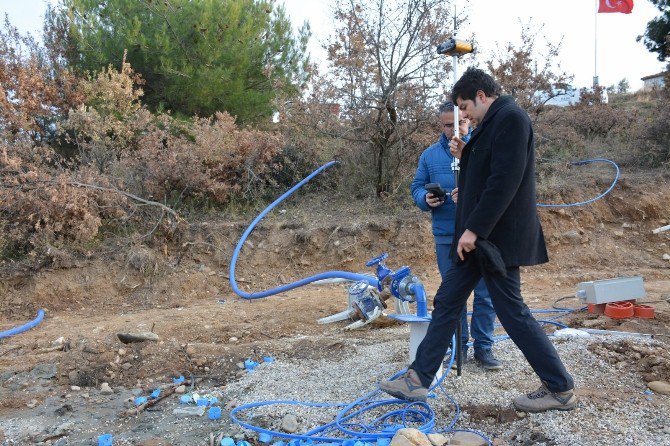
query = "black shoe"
xmin=474 ymin=348 xmax=502 ymax=370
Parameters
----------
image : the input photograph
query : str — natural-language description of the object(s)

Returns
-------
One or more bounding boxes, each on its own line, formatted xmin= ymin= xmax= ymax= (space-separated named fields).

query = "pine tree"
xmin=45 ymin=0 xmax=310 ymax=123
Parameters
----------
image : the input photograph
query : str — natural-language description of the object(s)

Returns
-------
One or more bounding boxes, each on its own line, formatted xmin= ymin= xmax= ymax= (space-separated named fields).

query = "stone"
xmin=173 ymin=406 xmax=206 ymax=417
xmin=427 ymin=433 xmax=449 ymax=446
xmin=390 ymin=428 xmax=433 ymax=446
xmin=31 ymin=363 xmax=57 ymax=379
xmin=648 ymin=381 xmax=670 ymax=395
xmin=447 ymin=432 xmax=488 ymax=446
xmin=281 ymin=413 xmax=299 ymax=433
xmin=663 ymin=254 xmax=670 ymax=261
xmin=70 ymin=385 xmax=81 ymax=391
xmin=100 ymin=382 xmax=114 ymax=395
xmin=137 ymin=437 xmax=173 ymax=446
xmin=68 ymin=371 xmax=80 ymax=385
xmin=175 ymin=385 xmax=186 ymax=394
xmin=116 ymin=332 xmax=159 ymax=344
xmin=561 ymin=230 xmax=581 ymax=244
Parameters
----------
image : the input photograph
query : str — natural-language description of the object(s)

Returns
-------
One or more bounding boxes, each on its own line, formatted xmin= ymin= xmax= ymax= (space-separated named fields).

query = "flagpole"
xmin=594 ymin=0 xmax=598 ymax=87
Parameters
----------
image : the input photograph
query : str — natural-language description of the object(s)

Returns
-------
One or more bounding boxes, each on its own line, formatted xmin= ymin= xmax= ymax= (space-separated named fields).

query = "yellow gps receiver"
xmin=436 ymin=38 xmax=474 ymax=56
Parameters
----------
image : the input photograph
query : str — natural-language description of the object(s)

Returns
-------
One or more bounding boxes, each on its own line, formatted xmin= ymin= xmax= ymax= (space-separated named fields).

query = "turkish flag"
xmin=598 ymin=0 xmax=634 ymax=14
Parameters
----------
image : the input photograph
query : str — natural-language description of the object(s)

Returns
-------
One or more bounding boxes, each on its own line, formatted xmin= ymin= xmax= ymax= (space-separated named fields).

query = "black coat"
xmin=451 ymin=95 xmax=548 ymax=267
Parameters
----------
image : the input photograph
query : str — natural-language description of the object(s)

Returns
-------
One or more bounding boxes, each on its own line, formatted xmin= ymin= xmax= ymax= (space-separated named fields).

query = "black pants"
xmin=411 ymin=259 xmax=574 ymax=393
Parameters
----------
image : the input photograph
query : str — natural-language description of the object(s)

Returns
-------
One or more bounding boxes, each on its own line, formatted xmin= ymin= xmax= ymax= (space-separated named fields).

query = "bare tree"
xmin=486 ymin=23 xmax=572 ymax=118
xmin=283 ymin=0 xmax=462 ymax=196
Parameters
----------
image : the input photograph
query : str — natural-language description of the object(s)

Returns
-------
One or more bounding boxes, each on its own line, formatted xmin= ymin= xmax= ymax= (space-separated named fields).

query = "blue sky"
xmin=2 ymin=0 xmax=665 ymax=90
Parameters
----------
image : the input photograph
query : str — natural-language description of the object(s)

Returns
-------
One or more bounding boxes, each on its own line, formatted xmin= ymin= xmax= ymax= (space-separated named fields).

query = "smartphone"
xmin=425 ymin=182 xmax=449 ymax=200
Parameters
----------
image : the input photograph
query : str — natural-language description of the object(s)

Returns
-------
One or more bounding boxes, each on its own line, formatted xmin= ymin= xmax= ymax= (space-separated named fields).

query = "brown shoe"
xmin=379 ymin=369 xmax=428 ymax=402
xmin=512 ymin=383 xmax=577 ymax=412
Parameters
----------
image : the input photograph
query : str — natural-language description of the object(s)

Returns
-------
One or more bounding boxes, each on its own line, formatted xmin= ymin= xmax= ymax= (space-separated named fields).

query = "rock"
xmin=54 ymin=404 xmax=73 ymax=416
xmin=100 ymin=382 xmax=114 ymax=395
xmin=663 ymin=254 xmax=670 ymax=261
xmin=447 ymin=432 xmax=488 ymax=446
xmin=175 ymin=385 xmax=186 ymax=394
xmin=118 ymin=348 xmax=127 ymax=356
xmin=229 ymin=337 xmax=239 ymax=343
xmin=117 ymin=332 xmax=159 ymax=344
xmin=613 ymin=231 xmax=624 ymax=237
xmin=173 ymin=406 xmax=206 ymax=417
xmin=648 ymin=381 xmax=670 ymax=395
xmin=26 ymin=399 xmax=38 ymax=408
xmin=51 ymin=422 xmax=74 ymax=437
xmin=137 ymin=437 xmax=173 ymax=446
xmin=390 ymin=428 xmax=433 ymax=446
xmin=31 ymin=363 xmax=57 ymax=379
xmin=70 ymin=385 xmax=81 ymax=391
xmin=121 ymin=362 xmax=133 ymax=370
xmin=427 ymin=433 xmax=449 ymax=446
xmin=561 ymin=230 xmax=581 ymax=244
xmin=82 ymin=345 xmax=100 ymax=354
xmin=281 ymin=413 xmax=299 ymax=433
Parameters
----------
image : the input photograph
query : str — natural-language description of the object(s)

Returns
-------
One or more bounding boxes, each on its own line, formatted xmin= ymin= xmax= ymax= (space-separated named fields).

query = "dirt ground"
xmin=0 ymin=171 xmax=669 ymax=445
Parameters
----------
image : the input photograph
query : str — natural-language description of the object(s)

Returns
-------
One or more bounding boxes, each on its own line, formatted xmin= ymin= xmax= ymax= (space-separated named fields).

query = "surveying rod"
xmin=436 ymin=38 xmax=474 ymax=184
xmin=436 ymin=37 xmax=473 ymax=376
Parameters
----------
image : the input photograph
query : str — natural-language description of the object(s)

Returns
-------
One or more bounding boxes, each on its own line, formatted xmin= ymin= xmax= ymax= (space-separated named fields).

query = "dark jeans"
xmin=436 ymin=243 xmax=495 ymax=351
xmin=411 ymin=258 xmax=574 ymax=393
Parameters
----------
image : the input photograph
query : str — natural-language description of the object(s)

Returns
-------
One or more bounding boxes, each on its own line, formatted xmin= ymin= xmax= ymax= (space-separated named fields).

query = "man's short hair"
xmin=451 ymin=67 xmax=501 ymax=103
xmin=438 ymin=101 xmax=456 ymax=115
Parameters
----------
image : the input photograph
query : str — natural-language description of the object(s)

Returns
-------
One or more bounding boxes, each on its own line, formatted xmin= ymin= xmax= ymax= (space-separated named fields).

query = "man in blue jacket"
xmin=410 ymin=101 xmax=501 ymax=371
xmin=382 ymin=68 xmax=575 ymax=413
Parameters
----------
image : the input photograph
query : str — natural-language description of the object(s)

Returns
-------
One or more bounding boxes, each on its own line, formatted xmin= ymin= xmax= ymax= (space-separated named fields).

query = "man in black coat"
xmin=380 ymin=68 xmax=576 ymax=413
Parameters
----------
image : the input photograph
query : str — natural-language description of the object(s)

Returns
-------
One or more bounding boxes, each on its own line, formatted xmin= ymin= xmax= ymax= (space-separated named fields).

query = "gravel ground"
xmin=224 ymin=326 xmax=670 ymax=446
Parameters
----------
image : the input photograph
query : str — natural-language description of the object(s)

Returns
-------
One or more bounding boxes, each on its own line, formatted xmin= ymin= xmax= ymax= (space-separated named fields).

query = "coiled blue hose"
xmin=0 ymin=309 xmax=45 ymax=339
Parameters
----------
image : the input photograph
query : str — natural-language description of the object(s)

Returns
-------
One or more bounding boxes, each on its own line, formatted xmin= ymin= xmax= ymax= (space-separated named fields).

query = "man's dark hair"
xmin=438 ymin=101 xmax=455 ymax=114
xmin=451 ymin=67 xmax=501 ymax=103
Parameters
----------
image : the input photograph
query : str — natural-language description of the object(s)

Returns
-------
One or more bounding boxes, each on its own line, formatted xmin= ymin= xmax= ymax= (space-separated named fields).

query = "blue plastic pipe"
xmin=537 ymin=158 xmax=619 ymax=208
xmin=0 ymin=309 xmax=45 ymax=339
xmin=229 ymin=161 xmax=379 ymax=299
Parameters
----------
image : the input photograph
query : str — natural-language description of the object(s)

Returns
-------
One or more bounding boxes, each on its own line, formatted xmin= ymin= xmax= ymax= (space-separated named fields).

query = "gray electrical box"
xmin=576 ymin=276 xmax=646 ymax=304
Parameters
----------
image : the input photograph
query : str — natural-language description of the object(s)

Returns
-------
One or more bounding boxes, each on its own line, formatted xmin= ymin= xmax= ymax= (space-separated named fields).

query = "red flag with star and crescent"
xmin=598 ymin=0 xmax=634 ymax=14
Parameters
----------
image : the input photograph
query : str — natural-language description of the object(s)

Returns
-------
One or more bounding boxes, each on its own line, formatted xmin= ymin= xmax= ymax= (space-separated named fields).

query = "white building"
xmin=640 ymin=72 xmax=666 ymax=91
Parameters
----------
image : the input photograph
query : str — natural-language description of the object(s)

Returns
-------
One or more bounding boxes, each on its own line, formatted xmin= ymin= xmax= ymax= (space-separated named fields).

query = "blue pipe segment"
xmin=0 ymin=309 xmax=45 ymax=339
xmin=229 ymin=161 xmax=379 ymax=299
xmin=408 ymin=283 xmax=427 ymax=318
xmin=537 ymin=158 xmax=619 ymax=208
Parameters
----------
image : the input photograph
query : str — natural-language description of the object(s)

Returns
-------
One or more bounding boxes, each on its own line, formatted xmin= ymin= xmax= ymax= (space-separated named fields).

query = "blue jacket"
xmin=410 ymin=130 xmax=471 ymax=245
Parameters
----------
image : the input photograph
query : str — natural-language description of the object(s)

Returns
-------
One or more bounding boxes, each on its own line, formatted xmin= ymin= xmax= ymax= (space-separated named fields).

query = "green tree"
xmin=617 ymin=78 xmax=630 ymax=94
xmin=637 ymin=0 xmax=670 ymax=61
xmin=45 ymin=0 xmax=310 ymax=123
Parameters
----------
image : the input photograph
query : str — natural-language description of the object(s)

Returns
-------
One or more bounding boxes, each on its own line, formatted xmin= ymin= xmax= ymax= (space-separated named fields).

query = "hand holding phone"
xmin=425 ymin=182 xmax=449 ymax=200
